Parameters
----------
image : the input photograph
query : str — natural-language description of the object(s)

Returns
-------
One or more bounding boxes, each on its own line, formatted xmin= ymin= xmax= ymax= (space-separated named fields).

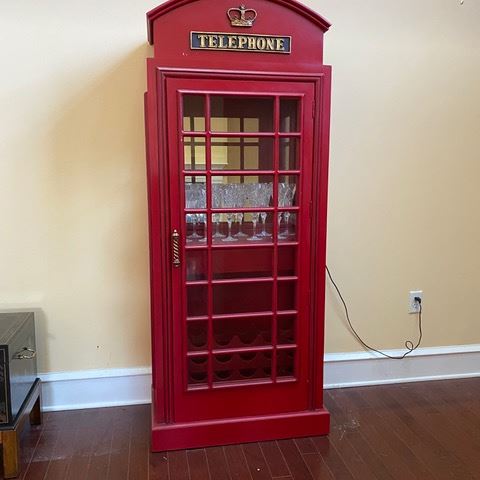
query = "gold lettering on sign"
xmin=190 ymin=32 xmax=291 ymax=54
xmin=198 ymin=34 xmax=208 ymax=48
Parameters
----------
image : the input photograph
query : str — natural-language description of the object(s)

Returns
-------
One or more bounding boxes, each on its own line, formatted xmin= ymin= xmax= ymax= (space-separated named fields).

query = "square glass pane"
xmin=278 ymin=176 xmax=298 ymax=207
xmin=187 ymin=285 xmax=208 ymax=317
xmin=278 ymin=315 xmax=296 ymax=345
xmin=212 ymin=212 xmax=273 ymax=244
xmin=212 ymin=247 xmax=273 ymax=279
xmin=213 ymin=351 xmax=272 ymax=384
xmin=212 ymin=178 xmax=273 ymax=208
xmin=277 ymin=280 xmax=296 ymax=311
xmin=280 ymin=98 xmax=300 ymax=132
xmin=183 ymin=95 xmax=205 ymax=132
xmin=185 ymin=176 xmax=206 ymax=209
xmin=186 ymin=213 xmax=207 ymax=244
xmin=213 ymin=316 xmax=271 ymax=349
xmin=213 ymin=281 xmax=272 ymax=315
xmin=210 ymin=96 xmax=274 ymax=132
xmin=279 ymin=137 xmax=299 ymax=170
xmin=277 ymin=212 xmax=297 ymax=242
xmin=278 ymin=246 xmax=297 ymax=276
xmin=211 ymin=138 xmax=274 ymax=170
xmin=184 ymin=137 xmax=206 ymax=170
xmin=277 ymin=348 xmax=296 ymax=378
xmin=186 ymin=250 xmax=207 ymax=281
xmin=187 ymin=321 xmax=208 ymax=351
xmin=188 ymin=356 xmax=208 ymax=387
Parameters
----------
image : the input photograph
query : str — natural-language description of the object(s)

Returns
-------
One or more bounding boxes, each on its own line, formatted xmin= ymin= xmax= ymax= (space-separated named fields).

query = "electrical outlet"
xmin=409 ymin=290 xmax=423 ymax=314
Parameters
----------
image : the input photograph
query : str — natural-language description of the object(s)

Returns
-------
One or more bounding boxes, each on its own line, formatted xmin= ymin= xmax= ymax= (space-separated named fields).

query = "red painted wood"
xmin=145 ymin=0 xmax=331 ymax=451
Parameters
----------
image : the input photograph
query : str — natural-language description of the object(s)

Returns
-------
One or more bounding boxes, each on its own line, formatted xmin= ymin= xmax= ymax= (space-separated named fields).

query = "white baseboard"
xmin=39 ymin=344 xmax=480 ymax=411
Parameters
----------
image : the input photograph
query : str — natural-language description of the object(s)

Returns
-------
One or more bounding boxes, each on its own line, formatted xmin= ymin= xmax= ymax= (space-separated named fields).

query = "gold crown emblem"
xmin=227 ymin=5 xmax=257 ymax=27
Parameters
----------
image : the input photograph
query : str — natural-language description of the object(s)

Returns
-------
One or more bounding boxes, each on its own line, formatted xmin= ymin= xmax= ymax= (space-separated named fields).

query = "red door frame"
xmin=145 ymin=67 xmax=331 ymax=448
xmin=166 ymin=77 xmax=314 ymax=422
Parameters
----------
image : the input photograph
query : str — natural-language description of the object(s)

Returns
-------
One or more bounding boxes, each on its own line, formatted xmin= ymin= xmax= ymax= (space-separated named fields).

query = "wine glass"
xmin=259 ymin=183 xmax=273 ymax=238
xmin=234 ymin=184 xmax=248 ymax=239
xmin=279 ymin=182 xmax=296 ymax=239
xmin=212 ymin=184 xmax=225 ymax=239
xmin=186 ymin=184 xmax=201 ymax=241
xmin=247 ymin=184 xmax=263 ymax=241
xmin=222 ymin=184 xmax=238 ymax=242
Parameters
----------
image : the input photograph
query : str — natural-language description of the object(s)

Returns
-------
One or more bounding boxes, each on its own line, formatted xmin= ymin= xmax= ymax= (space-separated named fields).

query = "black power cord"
xmin=326 ymin=266 xmax=423 ymax=360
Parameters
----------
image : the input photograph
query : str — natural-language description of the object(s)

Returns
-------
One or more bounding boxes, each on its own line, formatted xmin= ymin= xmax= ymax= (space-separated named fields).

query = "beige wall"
xmin=0 ymin=0 xmax=479 ymax=374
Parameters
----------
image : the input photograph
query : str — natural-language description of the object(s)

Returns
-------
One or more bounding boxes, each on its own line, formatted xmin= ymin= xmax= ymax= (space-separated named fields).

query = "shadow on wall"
xmin=40 ymin=44 xmax=153 ymax=371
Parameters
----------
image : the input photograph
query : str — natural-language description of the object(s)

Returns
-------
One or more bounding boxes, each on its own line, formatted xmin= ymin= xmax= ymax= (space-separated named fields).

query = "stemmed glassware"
xmin=212 ymin=184 xmax=226 ymax=239
xmin=186 ymin=183 xmax=206 ymax=243
xmin=278 ymin=182 xmax=296 ymax=240
xmin=222 ymin=184 xmax=238 ymax=242
xmin=234 ymin=184 xmax=248 ymax=239
xmin=259 ymin=183 xmax=273 ymax=238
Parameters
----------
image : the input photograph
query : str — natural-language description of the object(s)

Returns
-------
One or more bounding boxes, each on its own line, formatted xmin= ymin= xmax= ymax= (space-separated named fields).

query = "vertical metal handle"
xmin=171 ymin=230 xmax=181 ymax=268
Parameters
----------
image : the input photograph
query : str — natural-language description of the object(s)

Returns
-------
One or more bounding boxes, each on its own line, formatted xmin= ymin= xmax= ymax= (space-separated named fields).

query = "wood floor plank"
xmin=128 ymin=405 xmax=150 ymax=480
xmin=187 ymin=449 xmax=209 ymax=480
xmin=311 ymin=436 xmax=355 ymax=480
xmin=331 ymin=388 xmax=420 ymax=480
xmin=302 ymin=453 xmax=335 ymax=480
xmin=379 ymin=386 xmax=476 ymax=480
xmin=107 ymin=407 xmax=134 ymax=480
xmin=86 ymin=407 xmax=118 ymax=480
xmin=346 ymin=389 xmax=437 ymax=480
xmin=224 ymin=444 xmax=252 ymax=480
xmin=292 ymin=438 xmax=316 ymax=455
xmin=242 ymin=443 xmax=271 ymax=480
xmin=11 ymin=378 xmax=480 ymax=480
xmin=391 ymin=384 xmax=480 ymax=477
xmin=276 ymin=439 xmax=313 ymax=480
xmin=149 ymin=452 xmax=169 ymax=480
xmin=167 ymin=451 xmax=189 ymax=480
xmin=259 ymin=441 xmax=290 ymax=478
xmin=205 ymin=446 xmax=231 ymax=480
xmin=324 ymin=391 xmax=387 ymax=480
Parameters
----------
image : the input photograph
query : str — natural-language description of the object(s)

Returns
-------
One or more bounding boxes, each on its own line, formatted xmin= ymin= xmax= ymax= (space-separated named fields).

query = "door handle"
xmin=171 ymin=230 xmax=181 ymax=268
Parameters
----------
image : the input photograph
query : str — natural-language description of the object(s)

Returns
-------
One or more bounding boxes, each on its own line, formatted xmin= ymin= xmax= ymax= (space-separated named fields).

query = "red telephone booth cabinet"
xmin=145 ymin=0 xmax=332 ymax=451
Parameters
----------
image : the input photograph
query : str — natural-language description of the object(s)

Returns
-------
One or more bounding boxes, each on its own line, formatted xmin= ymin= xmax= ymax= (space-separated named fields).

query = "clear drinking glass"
xmin=222 ymin=184 xmax=238 ymax=242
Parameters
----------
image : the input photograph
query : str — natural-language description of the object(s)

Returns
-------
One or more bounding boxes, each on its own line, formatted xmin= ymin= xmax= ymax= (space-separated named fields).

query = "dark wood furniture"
xmin=145 ymin=0 xmax=332 ymax=451
xmin=0 ymin=313 xmax=41 ymax=478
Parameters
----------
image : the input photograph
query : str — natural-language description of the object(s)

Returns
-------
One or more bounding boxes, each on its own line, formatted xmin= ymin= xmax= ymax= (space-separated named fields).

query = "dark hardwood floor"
xmin=10 ymin=378 xmax=480 ymax=479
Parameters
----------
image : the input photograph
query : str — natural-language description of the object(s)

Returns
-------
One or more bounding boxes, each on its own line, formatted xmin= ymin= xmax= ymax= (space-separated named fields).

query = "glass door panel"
xmin=169 ymin=77 xmax=315 ymax=421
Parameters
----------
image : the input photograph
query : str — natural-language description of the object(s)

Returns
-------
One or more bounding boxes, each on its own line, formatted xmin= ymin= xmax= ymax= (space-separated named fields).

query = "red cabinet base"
xmin=152 ymin=409 xmax=330 ymax=451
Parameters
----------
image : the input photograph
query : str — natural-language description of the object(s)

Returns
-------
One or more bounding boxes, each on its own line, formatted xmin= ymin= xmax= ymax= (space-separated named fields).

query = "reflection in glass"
xmin=184 ymin=137 xmax=206 ymax=170
xmin=280 ymin=99 xmax=300 ymax=132
xmin=186 ymin=250 xmax=207 ymax=281
xmin=211 ymin=137 xmax=274 ymax=170
xmin=183 ymin=95 xmax=205 ymax=132
xmin=210 ymin=96 xmax=274 ymax=132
